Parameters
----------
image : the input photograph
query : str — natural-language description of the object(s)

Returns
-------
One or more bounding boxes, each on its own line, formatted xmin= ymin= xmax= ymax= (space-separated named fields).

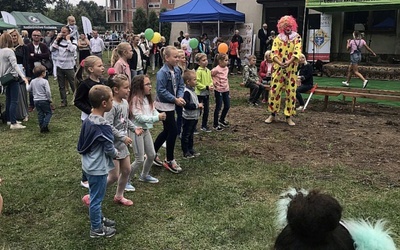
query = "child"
xmin=243 ymin=55 xmax=264 ymax=106
xmin=258 ymin=50 xmax=273 ymax=103
xmin=176 ymin=49 xmax=187 ymax=137
xmin=67 ymin=16 xmax=79 ymax=42
xmin=111 ymin=42 xmax=133 ymax=83
xmin=26 ymin=65 xmax=53 ymax=133
xmin=181 ymin=70 xmax=203 ymax=158
xmin=74 ymin=56 xmax=105 ymax=188
xmin=211 ymin=53 xmax=230 ymax=131
xmin=152 ymin=46 xmax=186 ymax=174
xmin=77 ymin=85 xmax=117 ymax=238
xmin=126 ymin=75 xmax=166 ymax=190
xmin=104 ymin=74 xmax=143 ymax=205
xmin=195 ymin=53 xmax=213 ymax=132
xmin=274 ymin=188 xmax=396 ymax=249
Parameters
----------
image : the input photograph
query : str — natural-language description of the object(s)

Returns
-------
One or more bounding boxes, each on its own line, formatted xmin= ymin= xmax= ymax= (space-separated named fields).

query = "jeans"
xmin=181 ymin=118 xmax=198 ymax=156
xmin=246 ymin=82 xmax=264 ymax=103
xmin=35 ymin=100 xmax=53 ymax=128
xmin=229 ymin=55 xmax=241 ymax=73
xmin=296 ymin=84 xmax=313 ymax=106
xmin=130 ymin=129 xmax=156 ymax=178
xmin=131 ymin=69 xmax=144 ymax=77
xmin=214 ymin=91 xmax=230 ymax=127
xmin=5 ymin=80 xmax=20 ymax=124
xmin=198 ymin=95 xmax=210 ymax=128
xmin=154 ymin=110 xmax=177 ymax=161
xmin=57 ymin=67 xmax=75 ymax=105
xmin=175 ymin=105 xmax=183 ymax=135
xmin=86 ymin=173 xmax=107 ymax=230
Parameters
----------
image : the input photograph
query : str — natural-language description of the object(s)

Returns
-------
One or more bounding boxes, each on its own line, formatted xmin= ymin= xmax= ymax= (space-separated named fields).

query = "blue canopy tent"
xmin=159 ymin=0 xmax=245 ymax=36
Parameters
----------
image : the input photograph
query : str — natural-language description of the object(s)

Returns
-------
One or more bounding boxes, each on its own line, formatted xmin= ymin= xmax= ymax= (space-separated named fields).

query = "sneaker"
xmin=139 ymin=175 xmax=159 ymax=184
xmin=162 ymin=159 xmax=182 ymax=174
xmin=218 ymin=120 xmax=229 ymax=128
xmin=237 ymin=71 xmax=242 ymax=74
xmin=90 ymin=225 xmax=116 ymax=238
xmin=162 ymin=142 xmax=166 ymax=148
xmin=252 ymin=102 xmax=259 ymax=107
xmin=124 ymin=183 xmax=136 ymax=192
xmin=183 ymin=153 xmax=195 ymax=159
xmin=261 ymin=99 xmax=268 ymax=104
xmin=82 ymin=194 xmax=90 ymax=207
xmin=213 ymin=125 xmax=224 ymax=131
xmin=153 ymin=155 xmax=163 ymax=166
xmin=190 ymin=151 xmax=201 ymax=157
xmin=10 ymin=123 xmax=26 ymax=129
xmin=40 ymin=126 xmax=50 ymax=133
xmin=80 ymin=181 xmax=89 ymax=189
xmin=113 ymin=196 xmax=133 ymax=206
xmin=286 ymin=117 xmax=296 ymax=126
xmin=296 ymin=106 xmax=304 ymax=111
xmin=265 ymin=115 xmax=275 ymax=124
xmin=102 ymin=217 xmax=116 ymax=227
xmin=193 ymin=129 xmax=200 ymax=135
xmin=7 ymin=121 xmax=21 ymax=125
xmin=200 ymin=127 xmax=212 ymax=132
xmin=342 ymin=81 xmax=350 ymax=87
xmin=363 ymin=80 xmax=369 ymax=89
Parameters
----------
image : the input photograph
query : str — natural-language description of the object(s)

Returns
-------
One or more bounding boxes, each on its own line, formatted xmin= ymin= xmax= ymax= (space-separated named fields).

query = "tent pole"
xmin=218 ymin=21 xmax=220 ymax=37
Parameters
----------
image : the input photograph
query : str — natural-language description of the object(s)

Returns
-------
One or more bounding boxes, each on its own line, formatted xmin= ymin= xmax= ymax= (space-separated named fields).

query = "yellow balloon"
xmin=151 ymin=32 xmax=161 ymax=43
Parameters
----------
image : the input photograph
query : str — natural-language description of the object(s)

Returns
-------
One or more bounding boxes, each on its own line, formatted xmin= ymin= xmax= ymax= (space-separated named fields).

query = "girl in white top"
xmin=125 ymin=75 xmax=166 ymax=190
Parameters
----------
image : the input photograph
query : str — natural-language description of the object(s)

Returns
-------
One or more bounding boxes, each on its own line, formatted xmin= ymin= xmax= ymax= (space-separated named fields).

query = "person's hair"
xmin=274 ymin=190 xmax=355 ymax=250
xmin=7 ymin=29 xmax=24 ymax=46
xmin=84 ymin=55 xmax=102 ymax=75
xmin=353 ymin=30 xmax=361 ymax=39
xmin=173 ymin=41 xmax=180 ymax=48
xmin=21 ymin=30 xmax=29 ymax=37
xmin=248 ymin=55 xmax=257 ymax=61
xmin=0 ymin=32 xmax=13 ymax=48
xmin=107 ymin=74 xmax=129 ymax=94
xmin=183 ymin=69 xmax=195 ymax=84
xmin=111 ymin=42 xmax=131 ymax=67
xmin=277 ymin=15 xmax=298 ymax=34
xmin=212 ymin=53 xmax=227 ymax=68
xmin=299 ymin=53 xmax=308 ymax=65
xmin=231 ymin=35 xmax=238 ymax=43
xmin=264 ymin=50 xmax=271 ymax=60
xmin=33 ymin=65 xmax=46 ymax=77
xmin=128 ymin=74 xmax=153 ymax=119
xmin=61 ymin=26 xmax=71 ymax=34
xmin=89 ymin=85 xmax=112 ymax=108
xmin=195 ymin=52 xmax=207 ymax=63
xmin=163 ymin=45 xmax=177 ymax=59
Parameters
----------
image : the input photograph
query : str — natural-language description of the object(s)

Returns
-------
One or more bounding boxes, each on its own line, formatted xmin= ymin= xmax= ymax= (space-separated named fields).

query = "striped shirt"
xmin=51 ymin=39 xmax=77 ymax=70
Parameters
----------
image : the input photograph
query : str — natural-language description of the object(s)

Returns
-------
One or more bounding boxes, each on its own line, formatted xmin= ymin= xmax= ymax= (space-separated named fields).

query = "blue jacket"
xmin=77 ymin=114 xmax=118 ymax=175
xmin=156 ymin=64 xmax=184 ymax=103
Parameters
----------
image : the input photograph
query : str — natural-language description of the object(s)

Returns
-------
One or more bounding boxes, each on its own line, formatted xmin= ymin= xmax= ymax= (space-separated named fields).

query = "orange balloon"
xmin=218 ymin=43 xmax=229 ymax=54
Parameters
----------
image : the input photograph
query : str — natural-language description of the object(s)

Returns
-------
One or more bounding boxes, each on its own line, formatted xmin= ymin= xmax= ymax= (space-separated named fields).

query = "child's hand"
xmin=159 ymin=112 xmax=166 ymax=121
xmin=124 ymin=136 xmax=132 ymax=145
xmin=209 ymin=85 xmax=214 ymax=91
xmin=198 ymin=103 xmax=204 ymax=109
xmin=175 ymin=97 xmax=186 ymax=107
xmin=134 ymin=127 xmax=143 ymax=136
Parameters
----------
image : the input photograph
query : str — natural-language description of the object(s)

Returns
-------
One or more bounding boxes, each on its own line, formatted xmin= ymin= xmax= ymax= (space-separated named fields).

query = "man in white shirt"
xmin=180 ymin=33 xmax=192 ymax=54
xmin=90 ymin=30 xmax=105 ymax=59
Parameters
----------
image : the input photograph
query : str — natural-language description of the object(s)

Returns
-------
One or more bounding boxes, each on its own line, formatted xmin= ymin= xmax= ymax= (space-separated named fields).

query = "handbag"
xmin=41 ymin=59 xmax=53 ymax=70
xmin=0 ymin=73 xmax=15 ymax=87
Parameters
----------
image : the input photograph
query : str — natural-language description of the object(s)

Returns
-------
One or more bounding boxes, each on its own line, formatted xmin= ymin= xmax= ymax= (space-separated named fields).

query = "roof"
xmin=159 ymin=0 xmax=245 ymax=23
xmin=0 ymin=20 xmax=17 ymax=30
xmin=306 ymin=0 xmax=400 ymax=12
xmin=9 ymin=12 xmax=64 ymax=30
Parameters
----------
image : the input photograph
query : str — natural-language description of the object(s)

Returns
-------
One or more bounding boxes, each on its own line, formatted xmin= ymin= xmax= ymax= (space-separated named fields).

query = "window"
xmin=132 ymin=0 xmax=136 ymax=8
xmin=112 ymin=0 xmax=120 ymax=9
xmin=114 ymin=11 xmax=121 ymax=22
xmin=148 ymin=3 xmax=161 ymax=8
xmin=168 ymin=0 xmax=175 ymax=4
xmin=344 ymin=10 xmax=396 ymax=32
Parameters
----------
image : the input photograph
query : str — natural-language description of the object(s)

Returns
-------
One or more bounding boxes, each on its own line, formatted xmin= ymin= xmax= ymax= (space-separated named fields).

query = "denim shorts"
xmin=350 ymin=51 xmax=361 ymax=64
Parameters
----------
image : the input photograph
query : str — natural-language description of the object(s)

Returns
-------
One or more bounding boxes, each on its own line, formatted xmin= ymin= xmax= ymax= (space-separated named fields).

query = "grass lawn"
xmin=0 ymin=70 xmax=399 ymax=249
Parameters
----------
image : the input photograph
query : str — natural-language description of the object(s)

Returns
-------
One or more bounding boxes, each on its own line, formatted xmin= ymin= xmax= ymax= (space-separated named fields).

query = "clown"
xmin=265 ymin=15 xmax=302 ymax=126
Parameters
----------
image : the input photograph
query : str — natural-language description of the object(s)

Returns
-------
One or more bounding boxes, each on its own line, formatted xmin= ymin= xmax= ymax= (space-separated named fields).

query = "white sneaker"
xmin=342 ymin=81 xmax=349 ymax=87
xmin=7 ymin=121 xmax=21 ymax=125
xmin=162 ymin=142 xmax=166 ymax=148
xmin=363 ymin=80 xmax=369 ymax=89
xmin=10 ymin=123 xmax=26 ymax=129
xmin=80 ymin=181 xmax=89 ymax=189
xmin=296 ymin=106 xmax=304 ymax=111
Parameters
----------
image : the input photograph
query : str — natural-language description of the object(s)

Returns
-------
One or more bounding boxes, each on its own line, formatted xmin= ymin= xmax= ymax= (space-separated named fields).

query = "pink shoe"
xmin=82 ymin=194 xmax=90 ymax=207
xmin=261 ymin=99 xmax=267 ymax=103
xmin=113 ymin=196 xmax=133 ymax=206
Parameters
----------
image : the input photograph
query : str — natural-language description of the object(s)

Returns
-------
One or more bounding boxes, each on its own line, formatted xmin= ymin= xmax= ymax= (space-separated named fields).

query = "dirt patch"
xmin=225 ymin=89 xmax=400 ymax=187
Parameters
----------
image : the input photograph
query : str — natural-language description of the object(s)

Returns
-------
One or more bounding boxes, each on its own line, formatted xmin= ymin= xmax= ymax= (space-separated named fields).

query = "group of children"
xmin=74 ymin=44 xmax=232 ymax=237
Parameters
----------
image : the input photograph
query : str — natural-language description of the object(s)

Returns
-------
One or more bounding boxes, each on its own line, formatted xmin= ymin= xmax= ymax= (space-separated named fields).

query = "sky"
xmin=68 ymin=0 xmax=106 ymax=6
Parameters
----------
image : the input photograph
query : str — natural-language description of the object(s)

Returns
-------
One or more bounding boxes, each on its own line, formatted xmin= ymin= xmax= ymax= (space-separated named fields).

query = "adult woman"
xmin=295 ymin=54 xmax=314 ymax=111
xmin=9 ymin=29 xmax=29 ymax=121
xmin=128 ymin=34 xmax=145 ymax=77
xmin=228 ymin=35 xmax=241 ymax=75
xmin=342 ymin=31 xmax=376 ymax=89
xmin=0 ymin=32 xmax=29 ymax=129
xmin=78 ymin=33 xmax=90 ymax=63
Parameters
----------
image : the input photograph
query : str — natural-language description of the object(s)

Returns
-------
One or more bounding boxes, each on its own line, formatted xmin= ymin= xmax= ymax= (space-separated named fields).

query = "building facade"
xmin=105 ymin=0 xmax=175 ymax=32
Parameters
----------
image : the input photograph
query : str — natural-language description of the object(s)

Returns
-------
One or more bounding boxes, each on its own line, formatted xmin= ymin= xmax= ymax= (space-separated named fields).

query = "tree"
xmin=0 ymin=0 xmax=56 ymax=13
xmin=132 ymin=7 xmax=147 ymax=34
xmin=147 ymin=10 xmax=159 ymax=32
xmin=45 ymin=0 xmax=74 ymax=25
xmin=160 ymin=8 xmax=171 ymax=44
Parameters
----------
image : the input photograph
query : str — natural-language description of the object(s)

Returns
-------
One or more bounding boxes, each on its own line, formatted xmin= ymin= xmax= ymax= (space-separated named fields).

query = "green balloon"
xmin=144 ymin=28 xmax=154 ymax=40
xmin=189 ymin=38 xmax=199 ymax=49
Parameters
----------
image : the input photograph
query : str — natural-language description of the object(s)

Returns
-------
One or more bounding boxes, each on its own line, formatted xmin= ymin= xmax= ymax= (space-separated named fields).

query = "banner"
xmin=81 ymin=16 xmax=93 ymax=37
xmin=306 ymin=14 xmax=332 ymax=62
xmin=236 ymin=23 xmax=253 ymax=61
xmin=1 ymin=11 xmax=17 ymax=25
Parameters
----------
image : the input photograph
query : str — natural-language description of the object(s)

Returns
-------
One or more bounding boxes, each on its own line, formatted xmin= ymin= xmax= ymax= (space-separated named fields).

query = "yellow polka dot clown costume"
xmin=265 ymin=15 xmax=302 ymax=126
